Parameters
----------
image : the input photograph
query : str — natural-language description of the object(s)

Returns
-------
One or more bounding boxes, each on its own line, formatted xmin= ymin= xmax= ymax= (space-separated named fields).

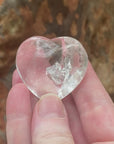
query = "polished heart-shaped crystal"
xmin=16 ymin=36 xmax=88 ymax=99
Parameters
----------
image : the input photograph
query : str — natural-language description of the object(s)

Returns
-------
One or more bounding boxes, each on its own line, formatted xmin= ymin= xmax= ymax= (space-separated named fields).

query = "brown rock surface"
xmin=80 ymin=0 xmax=114 ymax=98
xmin=0 ymin=82 xmax=8 ymax=144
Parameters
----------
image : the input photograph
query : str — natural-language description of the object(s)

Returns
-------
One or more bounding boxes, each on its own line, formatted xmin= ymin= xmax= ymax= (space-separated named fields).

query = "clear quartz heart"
xmin=16 ymin=36 xmax=88 ymax=99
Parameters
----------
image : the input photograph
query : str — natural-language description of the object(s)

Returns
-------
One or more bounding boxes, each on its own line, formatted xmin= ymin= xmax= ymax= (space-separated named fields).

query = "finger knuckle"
xmin=35 ymin=131 xmax=74 ymax=144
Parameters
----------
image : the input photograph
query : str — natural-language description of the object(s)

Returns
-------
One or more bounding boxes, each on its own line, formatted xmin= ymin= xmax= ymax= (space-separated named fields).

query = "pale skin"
xmin=6 ymin=62 xmax=114 ymax=144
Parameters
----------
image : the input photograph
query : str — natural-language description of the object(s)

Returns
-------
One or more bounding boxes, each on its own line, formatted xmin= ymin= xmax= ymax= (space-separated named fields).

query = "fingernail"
xmin=37 ymin=94 xmax=65 ymax=118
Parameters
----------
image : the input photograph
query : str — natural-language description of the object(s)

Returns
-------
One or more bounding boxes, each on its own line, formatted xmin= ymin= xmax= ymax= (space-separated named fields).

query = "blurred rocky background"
xmin=0 ymin=0 xmax=114 ymax=143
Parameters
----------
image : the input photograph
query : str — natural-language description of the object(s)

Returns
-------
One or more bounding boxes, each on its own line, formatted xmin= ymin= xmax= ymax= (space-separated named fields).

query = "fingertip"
xmin=12 ymin=70 xmax=39 ymax=110
xmin=6 ymin=83 xmax=31 ymax=119
xmin=82 ymin=61 xmax=97 ymax=83
xmin=86 ymin=61 xmax=98 ymax=79
xmin=12 ymin=70 xmax=22 ymax=86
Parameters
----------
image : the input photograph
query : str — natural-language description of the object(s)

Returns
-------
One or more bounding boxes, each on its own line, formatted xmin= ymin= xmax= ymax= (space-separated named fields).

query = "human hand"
xmin=6 ymin=62 xmax=114 ymax=144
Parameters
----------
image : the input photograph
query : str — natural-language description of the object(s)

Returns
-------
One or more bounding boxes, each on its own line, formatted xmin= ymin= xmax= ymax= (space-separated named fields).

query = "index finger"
xmin=72 ymin=62 xmax=114 ymax=143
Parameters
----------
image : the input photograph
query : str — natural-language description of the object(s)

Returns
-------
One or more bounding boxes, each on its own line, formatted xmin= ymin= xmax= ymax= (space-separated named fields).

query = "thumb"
xmin=32 ymin=94 xmax=74 ymax=144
